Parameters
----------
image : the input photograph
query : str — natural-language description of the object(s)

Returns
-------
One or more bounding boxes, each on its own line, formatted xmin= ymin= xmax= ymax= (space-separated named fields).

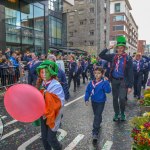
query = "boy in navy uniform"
xmin=133 ymin=53 xmax=144 ymax=99
xmin=99 ymin=36 xmax=133 ymax=121
xmin=84 ymin=67 xmax=111 ymax=145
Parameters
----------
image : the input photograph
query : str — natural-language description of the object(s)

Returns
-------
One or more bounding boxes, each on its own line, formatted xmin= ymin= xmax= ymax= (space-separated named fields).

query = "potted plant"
xmin=139 ymin=89 xmax=150 ymax=114
xmin=130 ymin=112 xmax=150 ymax=150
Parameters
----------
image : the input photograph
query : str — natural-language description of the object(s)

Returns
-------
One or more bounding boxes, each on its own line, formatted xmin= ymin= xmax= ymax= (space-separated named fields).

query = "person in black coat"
xmin=99 ymin=36 xmax=133 ymax=121
xmin=68 ymin=55 xmax=77 ymax=92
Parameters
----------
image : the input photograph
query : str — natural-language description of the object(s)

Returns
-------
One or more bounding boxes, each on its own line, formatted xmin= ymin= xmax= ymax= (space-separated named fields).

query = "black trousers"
xmin=92 ymin=101 xmax=105 ymax=135
xmin=142 ymin=70 xmax=149 ymax=88
xmin=68 ymin=74 xmax=77 ymax=90
xmin=82 ymin=71 xmax=88 ymax=83
xmin=134 ymin=71 xmax=143 ymax=98
xmin=112 ymin=78 xmax=127 ymax=114
xmin=41 ymin=118 xmax=62 ymax=150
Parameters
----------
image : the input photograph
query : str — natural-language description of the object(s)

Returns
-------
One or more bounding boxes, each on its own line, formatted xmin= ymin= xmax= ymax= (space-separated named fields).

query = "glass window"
xmin=113 ymin=25 xmax=124 ymax=31
xmin=6 ymin=24 xmax=21 ymax=35
xmin=48 ymin=0 xmax=62 ymax=12
xmin=113 ymin=15 xmax=124 ymax=22
xmin=34 ymin=6 xmax=44 ymax=31
xmin=49 ymin=16 xmax=62 ymax=46
xmin=20 ymin=2 xmax=34 ymax=28
xmin=6 ymin=34 xmax=21 ymax=43
xmin=115 ymin=3 xmax=120 ymax=12
xmin=5 ymin=7 xmax=21 ymax=26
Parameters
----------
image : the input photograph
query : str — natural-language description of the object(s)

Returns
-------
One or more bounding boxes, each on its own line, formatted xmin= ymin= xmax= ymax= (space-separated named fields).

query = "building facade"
xmin=138 ymin=40 xmax=146 ymax=55
xmin=63 ymin=0 xmax=110 ymax=55
xmin=0 ymin=0 xmax=74 ymax=54
xmin=110 ymin=0 xmax=138 ymax=54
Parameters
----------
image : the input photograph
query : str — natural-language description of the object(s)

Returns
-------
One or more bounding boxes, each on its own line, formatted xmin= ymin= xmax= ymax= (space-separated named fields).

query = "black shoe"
xmin=92 ymin=134 xmax=98 ymax=146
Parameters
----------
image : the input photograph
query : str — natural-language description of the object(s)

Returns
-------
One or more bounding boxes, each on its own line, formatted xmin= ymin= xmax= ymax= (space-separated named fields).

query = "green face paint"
xmin=40 ymin=68 xmax=51 ymax=81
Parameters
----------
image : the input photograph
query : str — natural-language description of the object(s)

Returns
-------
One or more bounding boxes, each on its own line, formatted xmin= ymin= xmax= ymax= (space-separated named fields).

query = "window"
xmin=90 ymin=19 xmax=94 ymax=24
xmin=90 ymin=30 xmax=94 ymax=35
xmin=69 ymin=41 xmax=73 ymax=47
xmin=89 ymin=41 xmax=94 ymax=46
xmin=90 ymin=8 xmax=94 ymax=13
xmin=115 ymin=3 xmax=120 ymax=12
xmin=113 ymin=25 xmax=124 ymax=31
xmin=49 ymin=16 xmax=62 ymax=46
xmin=113 ymin=15 xmax=124 ymax=22
xmin=48 ymin=0 xmax=62 ymax=12
xmin=89 ymin=0 xmax=95 ymax=3
xmin=80 ymin=20 xmax=84 ymax=25
xmin=69 ymin=32 xmax=73 ymax=37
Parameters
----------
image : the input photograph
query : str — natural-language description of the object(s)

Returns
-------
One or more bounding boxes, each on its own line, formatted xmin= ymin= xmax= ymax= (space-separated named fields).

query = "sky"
xmin=129 ymin=0 xmax=150 ymax=43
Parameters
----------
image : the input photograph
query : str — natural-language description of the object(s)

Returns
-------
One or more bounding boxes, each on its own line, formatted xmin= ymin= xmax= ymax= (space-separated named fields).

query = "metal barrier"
xmin=0 ymin=66 xmax=20 ymax=88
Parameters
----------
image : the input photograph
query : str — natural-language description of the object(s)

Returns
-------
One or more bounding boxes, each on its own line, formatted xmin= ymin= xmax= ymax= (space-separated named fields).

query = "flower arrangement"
xmin=130 ymin=112 xmax=150 ymax=150
xmin=139 ymin=89 xmax=150 ymax=106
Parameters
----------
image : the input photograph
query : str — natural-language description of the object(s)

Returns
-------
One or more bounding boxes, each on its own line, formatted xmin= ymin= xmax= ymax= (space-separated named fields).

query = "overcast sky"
xmin=129 ymin=0 xmax=150 ymax=43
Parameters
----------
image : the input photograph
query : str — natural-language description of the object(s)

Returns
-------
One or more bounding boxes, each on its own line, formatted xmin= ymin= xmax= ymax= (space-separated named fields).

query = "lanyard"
xmin=115 ymin=56 xmax=122 ymax=72
xmin=91 ymin=80 xmax=103 ymax=95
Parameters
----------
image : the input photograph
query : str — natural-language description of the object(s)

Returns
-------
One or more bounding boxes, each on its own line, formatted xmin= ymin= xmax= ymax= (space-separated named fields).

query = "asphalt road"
xmin=0 ymin=81 xmax=141 ymax=150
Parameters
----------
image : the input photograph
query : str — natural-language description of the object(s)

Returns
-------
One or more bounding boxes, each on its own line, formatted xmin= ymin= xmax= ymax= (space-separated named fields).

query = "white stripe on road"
xmin=1 ymin=129 xmax=20 ymax=140
xmin=64 ymin=95 xmax=84 ymax=107
xmin=57 ymin=129 xmax=67 ymax=141
xmin=102 ymin=141 xmax=113 ymax=150
xmin=64 ymin=134 xmax=84 ymax=150
xmin=4 ymin=120 xmax=18 ymax=127
xmin=17 ymin=129 xmax=67 ymax=150
xmin=1 ymin=116 xmax=7 ymax=119
xmin=17 ymin=133 xmax=41 ymax=150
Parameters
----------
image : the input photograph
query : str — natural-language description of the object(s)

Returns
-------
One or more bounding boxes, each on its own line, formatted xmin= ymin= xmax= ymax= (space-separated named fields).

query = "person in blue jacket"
xmin=84 ymin=67 xmax=111 ymax=145
xmin=133 ymin=53 xmax=144 ymax=99
xmin=142 ymin=55 xmax=150 ymax=89
xmin=9 ymin=52 xmax=20 ymax=82
xmin=28 ymin=53 xmax=41 ymax=86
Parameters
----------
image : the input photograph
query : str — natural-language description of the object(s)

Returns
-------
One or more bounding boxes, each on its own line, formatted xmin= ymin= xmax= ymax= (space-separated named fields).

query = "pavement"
xmin=0 ymin=81 xmax=141 ymax=150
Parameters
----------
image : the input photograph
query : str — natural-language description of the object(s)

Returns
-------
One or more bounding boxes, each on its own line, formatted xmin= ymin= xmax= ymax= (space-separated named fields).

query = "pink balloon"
xmin=4 ymin=84 xmax=45 ymax=123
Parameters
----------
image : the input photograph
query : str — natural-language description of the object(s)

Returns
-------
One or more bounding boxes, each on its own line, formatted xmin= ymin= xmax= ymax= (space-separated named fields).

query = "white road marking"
xmin=64 ymin=95 xmax=84 ymax=107
xmin=17 ymin=129 xmax=67 ymax=150
xmin=57 ymin=129 xmax=67 ymax=141
xmin=17 ymin=133 xmax=41 ymax=150
xmin=4 ymin=120 xmax=18 ymax=127
xmin=1 ymin=129 xmax=20 ymax=140
xmin=64 ymin=134 xmax=84 ymax=150
xmin=102 ymin=141 xmax=113 ymax=150
xmin=1 ymin=116 xmax=7 ymax=119
xmin=0 ymin=118 xmax=3 ymax=137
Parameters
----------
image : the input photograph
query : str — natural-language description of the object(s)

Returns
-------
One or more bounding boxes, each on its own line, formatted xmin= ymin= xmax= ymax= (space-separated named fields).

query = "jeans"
xmin=41 ymin=118 xmax=62 ymax=150
xmin=92 ymin=101 xmax=105 ymax=135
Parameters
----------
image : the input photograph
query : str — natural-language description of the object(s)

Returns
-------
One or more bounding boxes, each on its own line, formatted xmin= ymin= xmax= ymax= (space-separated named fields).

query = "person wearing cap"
xmin=36 ymin=60 xmax=64 ymax=150
xmin=133 ymin=53 xmax=144 ymax=99
xmin=99 ymin=36 xmax=133 ymax=121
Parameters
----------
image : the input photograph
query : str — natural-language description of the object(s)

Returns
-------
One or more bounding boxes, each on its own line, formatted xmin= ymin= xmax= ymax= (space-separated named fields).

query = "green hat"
xmin=48 ymin=49 xmax=52 ymax=54
xmin=91 ymin=58 xmax=97 ymax=64
xmin=116 ymin=36 xmax=127 ymax=48
xmin=36 ymin=60 xmax=58 ymax=76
